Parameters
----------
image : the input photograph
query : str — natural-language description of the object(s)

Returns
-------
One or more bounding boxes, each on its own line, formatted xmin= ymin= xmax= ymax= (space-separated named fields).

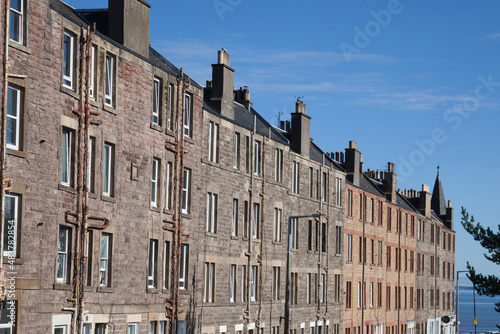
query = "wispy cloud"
xmin=478 ymin=33 xmax=500 ymax=42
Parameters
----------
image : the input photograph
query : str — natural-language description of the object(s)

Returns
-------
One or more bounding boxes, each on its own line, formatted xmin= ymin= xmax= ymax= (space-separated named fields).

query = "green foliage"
xmin=461 ymin=207 xmax=500 ymax=320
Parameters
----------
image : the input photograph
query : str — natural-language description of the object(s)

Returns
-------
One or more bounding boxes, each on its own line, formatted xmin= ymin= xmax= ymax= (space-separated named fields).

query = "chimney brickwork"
xmin=210 ymin=49 xmax=235 ymax=119
xmin=290 ymin=99 xmax=311 ymax=157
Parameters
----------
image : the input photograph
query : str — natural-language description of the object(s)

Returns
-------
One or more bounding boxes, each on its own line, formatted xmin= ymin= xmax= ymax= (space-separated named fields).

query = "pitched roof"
xmin=431 ymin=170 xmax=446 ymax=217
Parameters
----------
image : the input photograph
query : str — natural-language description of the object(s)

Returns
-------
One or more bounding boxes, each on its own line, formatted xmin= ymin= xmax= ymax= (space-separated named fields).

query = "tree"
xmin=461 ymin=207 xmax=500 ymax=327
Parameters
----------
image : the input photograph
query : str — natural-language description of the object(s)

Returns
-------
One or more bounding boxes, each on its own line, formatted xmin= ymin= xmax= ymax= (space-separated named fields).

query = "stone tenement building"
xmin=0 ymin=0 xmax=455 ymax=334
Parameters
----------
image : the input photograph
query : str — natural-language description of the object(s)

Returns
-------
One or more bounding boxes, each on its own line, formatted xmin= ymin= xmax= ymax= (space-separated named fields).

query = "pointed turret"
xmin=431 ymin=166 xmax=446 ymax=217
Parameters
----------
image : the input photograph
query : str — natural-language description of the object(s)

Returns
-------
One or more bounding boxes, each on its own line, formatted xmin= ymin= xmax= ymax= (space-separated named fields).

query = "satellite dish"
xmin=442 ymin=316 xmax=450 ymax=323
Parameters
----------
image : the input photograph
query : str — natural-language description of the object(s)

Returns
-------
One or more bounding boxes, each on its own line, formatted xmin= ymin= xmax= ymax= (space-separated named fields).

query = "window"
xmin=7 ymin=84 xmax=22 ymax=150
xmin=60 ymin=128 xmax=74 ymax=187
xmin=102 ymin=142 xmax=114 ymax=197
xmin=357 ymin=282 xmax=361 ymax=308
xmin=410 ymin=251 xmax=414 ymax=272
xmin=241 ymin=265 xmax=247 ymax=302
xmin=309 ymin=168 xmax=314 ymax=198
xmin=151 ymin=158 xmax=160 ymax=207
xmin=183 ymin=93 xmax=192 ymax=137
xmin=179 ymin=244 xmax=189 ymax=290
xmin=275 ymin=148 xmax=283 ymax=182
xmin=100 ymin=233 xmax=111 ymax=286
xmin=163 ymin=241 xmax=170 ymax=289
xmin=290 ymin=272 xmax=298 ymax=305
xmin=181 ymin=168 xmax=191 ymax=214
xmin=370 ymin=239 xmax=375 ymax=264
xmin=83 ymin=323 xmax=92 ymax=334
xmin=334 ymin=274 xmax=341 ymax=303
xmin=245 ymin=136 xmax=250 ymax=173
xmin=165 ymin=162 xmax=172 ymax=210
xmin=230 ymin=264 xmax=236 ymax=302
xmin=55 ymin=325 xmax=68 ymax=334
xmin=346 ymin=281 xmax=352 ymax=308
xmin=322 ymin=222 xmax=326 ymax=253
xmin=105 ymin=53 xmax=115 ymax=107
xmin=378 ymin=282 xmax=382 ymax=308
xmin=128 ymin=323 xmax=139 ymax=334
xmin=234 ymin=132 xmax=240 ymax=169
xmin=336 ymin=177 xmax=342 ymax=206
xmin=208 ymin=121 xmax=219 ymax=162
xmin=84 ymin=231 xmax=92 ymax=286
xmin=148 ymin=239 xmax=158 ymax=288
xmin=10 ymin=0 xmax=25 ymax=44
xmin=347 ymin=189 xmax=353 ymax=217
xmin=321 ymin=172 xmax=327 ymax=201
xmin=387 ymin=207 xmax=392 ymax=230
xmin=4 ymin=194 xmax=19 ymax=257
xmin=273 ymin=208 xmax=281 ymax=242
xmin=206 ymin=192 xmax=218 ymax=233
xmin=203 ymin=262 xmax=215 ymax=303
xmin=377 ymin=241 xmax=382 ymax=266
xmin=89 ymin=45 xmax=97 ymax=99
xmin=152 ymin=77 xmax=161 ymax=125
xmin=63 ymin=31 xmax=75 ymax=89
xmin=378 ymin=201 xmax=383 ymax=225
xmin=335 ymin=226 xmax=342 ymax=255
xmin=232 ymin=199 xmax=239 ymax=236
xmin=57 ymin=226 xmax=70 ymax=283
xmin=417 ymin=219 xmax=421 ymax=240
xmin=347 ymin=234 xmax=352 ymax=262
xmin=370 ymin=282 xmax=374 ymax=307
xmin=292 ymin=161 xmax=299 ymax=194
xmin=387 ymin=246 xmax=391 ymax=268
xmin=370 ymin=199 xmax=374 ymax=223
xmin=167 ymin=83 xmax=174 ymax=131
xmin=87 ymin=137 xmax=95 ymax=193
xmin=386 ymin=285 xmax=391 ymax=310
xmin=149 ymin=321 xmax=157 ymax=334
xmin=254 ymin=140 xmax=261 ymax=175
xmin=95 ymin=324 xmax=106 ymax=334
xmin=306 ymin=273 xmax=312 ymax=303
xmin=272 ymin=266 xmax=280 ymax=300
xmin=290 ymin=218 xmax=298 ymax=250
xmin=319 ymin=273 xmax=325 ymax=302
xmin=251 ymin=265 xmax=258 ymax=301
xmin=252 ymin=203 xmax=260 ymax=239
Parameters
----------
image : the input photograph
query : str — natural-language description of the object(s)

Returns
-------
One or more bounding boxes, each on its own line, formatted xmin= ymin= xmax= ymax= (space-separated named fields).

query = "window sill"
xmin=89 ymin=99 xmax=99 ymax=108
xmin=150 ymin=123 xmax=163 ymax=132
xmin=150 ymin=206 xmax=161 ymax=213
xmin=58 ymin=184 xmax=77 ymax=195
xmin=101 ymin=195 xmax=116 ymax=203
xmin=183 ymin=136 xmax=195 ymax=145
xmin=9 ymin=40 xmax=30 ymax=54
xmin=97 ymin=286 xmax=114 ymax=293
xmin=103 ymin=104 xmax=117 ymax=115
xmin=205 ymin=232 xmax=217 ymax=238
xmin=163 ymin=208 xmax=174 ymax=215
xmin=53 ymin=283 xmax=73 ymax=291
xmin=89 ymin=192 xmax=98 ymax=199
xmin=3 ymin=257 xmax=24 ymax=265
xmin=272 ymin=241 xmax=282 ymax=245
xmin=84 ymin=286 xmax=94 ymax=292
xmin=230 ymin=235 xmax=239 ymax=240
xmin=147 ymin=288 xmax=159 ymax=294
xmin=60 ymin=85 xmax=79 ymax=99
xmin=165 ymin=129 xmax=175 ymax=137
xmin=6 ymin=149 xmax=27 ymax=159
xmin=181 ymin=213 xmax=192 ymax=219
xmin=179 ymin=289 xmax=189 ymax=295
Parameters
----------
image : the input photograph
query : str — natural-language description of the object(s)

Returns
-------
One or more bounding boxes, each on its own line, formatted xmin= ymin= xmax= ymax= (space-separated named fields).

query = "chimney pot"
xmin=448 ymin=200 xmax=452 ymax=208
xmin=349 ymin=141 xmax=357 ymax=149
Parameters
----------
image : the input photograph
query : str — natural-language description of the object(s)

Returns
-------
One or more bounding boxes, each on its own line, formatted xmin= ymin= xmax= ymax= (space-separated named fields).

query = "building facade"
xmin=0 ymin=0 xmax=455 ymax=334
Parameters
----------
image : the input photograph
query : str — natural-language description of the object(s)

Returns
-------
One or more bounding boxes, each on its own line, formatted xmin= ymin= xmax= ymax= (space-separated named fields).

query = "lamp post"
xmin=285 ymin=214 xmax=326 ymax=334
xmin=456 ymin=270 xmax=468 ymax=334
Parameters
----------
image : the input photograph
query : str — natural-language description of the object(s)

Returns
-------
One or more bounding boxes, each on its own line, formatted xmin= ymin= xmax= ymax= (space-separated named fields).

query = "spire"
xmin=431 ymin=166 xmax=446 ymax=217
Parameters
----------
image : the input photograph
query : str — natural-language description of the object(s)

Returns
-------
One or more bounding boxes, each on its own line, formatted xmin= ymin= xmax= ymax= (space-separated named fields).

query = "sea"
xmin=457 ymin=286 xmax=499 ymax=333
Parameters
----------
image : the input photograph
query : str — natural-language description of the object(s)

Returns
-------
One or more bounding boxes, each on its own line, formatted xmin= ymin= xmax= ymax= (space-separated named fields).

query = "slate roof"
xmin=431 ymin=171 xmax=447 ymax=217
xmin=51 ymin=0 xmax=201 ymax=88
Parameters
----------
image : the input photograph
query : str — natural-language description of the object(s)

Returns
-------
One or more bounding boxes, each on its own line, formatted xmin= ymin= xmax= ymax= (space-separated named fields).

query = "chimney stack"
xmin=235 ymin=86 xmax=253 ymax=110
xmin=290 ymin=99 xmax=311 ymax=157
xmin=108 ymin=0 xmax=151 ymax=57
xmin=418 ymin=184 xmax=431 ymax=218
xmin=445 ymin=200 xmax=454 ymax=230
xmin=383 ymin=162 xmax=397 ymax=203
xmin=210 ymin=49 xmax=235 ymax=118
xmin=344 ymin=141 xmax=362 ymax=186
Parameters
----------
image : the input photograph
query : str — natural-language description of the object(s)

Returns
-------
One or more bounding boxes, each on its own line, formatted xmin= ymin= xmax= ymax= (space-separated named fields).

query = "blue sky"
xmin=65 ymin=0 xmax=500 ymax=278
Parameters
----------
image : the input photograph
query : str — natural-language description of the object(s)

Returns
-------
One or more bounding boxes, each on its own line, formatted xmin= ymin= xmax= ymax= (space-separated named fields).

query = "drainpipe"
xmin=0 ymin=0 xmax=12 ymax=303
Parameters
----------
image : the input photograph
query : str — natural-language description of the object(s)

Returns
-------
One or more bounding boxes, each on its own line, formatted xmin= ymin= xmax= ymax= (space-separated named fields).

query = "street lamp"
xmin=456 ymin=270 xmax=468 ymax=334
xmin=285 ymin=214 xmax=327 ymax=334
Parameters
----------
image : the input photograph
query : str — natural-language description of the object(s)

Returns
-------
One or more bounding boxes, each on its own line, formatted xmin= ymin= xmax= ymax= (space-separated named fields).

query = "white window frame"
xmin=9 ymin=0 xmax=24 ymax=44
xmin=320 ymin=273 xmax=325 ymax=302
xmin=83 ymin=323 xmax=92 ymax=334
xmin=7 ymin=84 xmax=20 ymax=150
xmin=234 ymin=132 xmax=240 ymax=169
xmin=273 ymin=208 xmax=281 ymax=242
xmin=151 ymin=158 xmax=160 ymax=207
xmin=230 ymin=264 xmax=236 ymax=302
xmin=252 ymin=203 xmax=260 ymax=239
xmin=290 ymin=218 xmax=298 ymax=250
xmin=370 ymin=282 xmax=374 ymax=307
xmin=149 ymin=321 xmax=157 ymax=334
xmin=251 ymin=265 xmax=257 ymax=301
xmin=208 ymin=121 xmax=219 ymax=162
xmin=57 ymin=226 xmax=69 ymax=282
xmin=347 ymin=234 xmax=352 ymax=262
xmin=89 ymin=45 xmax=97 ymax=99
xmin=306 ymin=273 xmax=311 ymax=304
xmin=179 ymin=243 xmax=188 ymax=290
xmin=241 ymin=265 xmax=247 ymax=302
xmin=183 ymin=93 xmax=192 ymax=137
xmin=60 ymin=128 xmax=72 ymax=186
xmin=128 ymin=322 xmax=139 ymax=334
xmin=163 ymin=241 xmax=170 ymax=289
xmin=105 ymin=53 xmax=115 ymax=107
xmin=100 ymin=233 xmax=110 ymax=287
xmin=165 ymin=162 xmax=172 ymax=210
xmin=254 ymin=141 xmax=261 ymax=176
xmin=232 ymin=199 xmax=238 ymax=236
xmin=292 ymin=161 xmax=299 ymax=194
xmin=336 ymin=177 xmax=342 ymax=206
xmin=54 ymin=325 xmax=68 ymax=334
xmin=4 ymin=194 xmax=18 ymax=257
xmin=181 ymin=168 xmax=190 ymax=214
xmin=206 ymin=192 xmax=218 ymax=233
xmin=63 ymin=31 xmax=74 ymax=89
xmin=203 ymin=262 xmax=215 ymax=303
xmin=102 ymin=143 xmax=113 ymax=196
xmin=272 ymin=266 xmax=280 ymax=300
xmin=87 ymin=137 xmax=95 ymax=192
xmin=148 ymin=239 xmax=157 ymax=288
xmin=275 ymin=148 xmax=283 ymax=182
xmin=167 ymin=83 xmax=174 ymax=131
xmin=152 ymin=77 xmax=160 ymax=125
